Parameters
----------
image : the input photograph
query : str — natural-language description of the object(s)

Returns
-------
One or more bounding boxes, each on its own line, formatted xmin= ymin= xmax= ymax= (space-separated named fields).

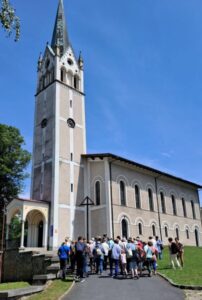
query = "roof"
xmin=51 ymin=0 xmax=70 ymax=56
xmin=13 ymin=198 xmax=50 ymax=204
xmin=82 ymin=153 xmax=202 ymax=189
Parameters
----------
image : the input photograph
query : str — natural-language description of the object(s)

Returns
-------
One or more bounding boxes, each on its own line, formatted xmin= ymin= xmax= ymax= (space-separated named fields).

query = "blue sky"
xmin=0 ymin=0 xmax=202 ymax=204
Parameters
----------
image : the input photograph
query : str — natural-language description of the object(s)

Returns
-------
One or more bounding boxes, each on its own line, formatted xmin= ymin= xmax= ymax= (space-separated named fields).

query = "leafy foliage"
xmin=9 ymin=214 xmax=21 ymax=239
xmin=0 ymin=124 xmax=31 ymax=207
xmin=0 ymin=0 xmax=20 ymax=41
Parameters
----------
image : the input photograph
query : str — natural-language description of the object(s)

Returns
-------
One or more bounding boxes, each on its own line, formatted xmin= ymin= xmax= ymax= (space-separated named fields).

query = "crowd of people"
xmin=57 ymin=235 xmax=184 ymax=282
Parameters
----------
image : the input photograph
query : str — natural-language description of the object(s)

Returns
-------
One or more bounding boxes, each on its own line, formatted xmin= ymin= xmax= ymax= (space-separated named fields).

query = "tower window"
xmin=70 ymin=100 xmax=72 ymax=108
xmin=95 ymin=181 xmax=101 ymax=206
xmin=68 ymin=58 xmax=73 ymax=65
xmin=171 ymin=195 xmax=177 ymax=216
xmin=71 ymin=184 xmax=73 ymax=192
xmin=160 ymin=192 xmax=166 ymax=214
xmin=120 ymin=181 xmax=126 ymax=206
xmin=70 ymin=153 xmax=73 ymax=161
xmin=41 ymin=118 xmax=48 ymax=128
xmin=148 ymin=188 xmax=154 ymax=211
xmin=45 ymin=59 xmax=50 ymax=68
xmin=186 ymin=229 xmax=189 ymax=239
xmin=73 ymin=75 xmax=79 ymax=90
xmin=61 ymin=69 xmax=66 ymax=82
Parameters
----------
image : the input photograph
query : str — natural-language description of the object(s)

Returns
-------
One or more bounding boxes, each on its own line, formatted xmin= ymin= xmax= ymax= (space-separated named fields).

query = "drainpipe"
xmin=109 ymin=161 xmax=114 ymax=239
xmin=155 ymin=176 xmax=163 ymax=241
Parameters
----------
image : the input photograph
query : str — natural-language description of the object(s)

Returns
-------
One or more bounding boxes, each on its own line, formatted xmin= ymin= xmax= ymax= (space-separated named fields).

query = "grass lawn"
xmin=28 ymin=277 xmax=73 ymax=300
xmin=158 ymin=246 xmax=202 ymax=286
xmin=0 ymin=282 xmax=30 ymax=291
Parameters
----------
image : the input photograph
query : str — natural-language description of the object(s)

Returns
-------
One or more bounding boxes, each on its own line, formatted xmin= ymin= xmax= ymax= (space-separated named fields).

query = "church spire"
xmin=51 ymin=0 xmax=70 ymax=56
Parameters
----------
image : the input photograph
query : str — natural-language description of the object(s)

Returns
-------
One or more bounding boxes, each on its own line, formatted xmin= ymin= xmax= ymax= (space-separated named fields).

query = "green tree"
xmin=0 ymin=124 xmax=31 ymax=207
xmin=0 ymin=0 xmax=20 ymax=41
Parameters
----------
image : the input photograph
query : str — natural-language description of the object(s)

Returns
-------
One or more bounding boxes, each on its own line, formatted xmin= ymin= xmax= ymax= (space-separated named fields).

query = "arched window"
xmin=191 ymin=201 xmax=196 ymax=219
xmin=61 ymin=68 xmax=66 ymax=82
xmin=138 ymin=223 xmax=143 ymax=235
xmin=74 ymin=75 xmax=79 ymax=90
xmin=95 ymin=181 xmax=101 ymax=206
xmin=176 ymin=227 xmax=179 ymax=240
xmin=120 ymin=181 xmax=126 ymax=206
xmin=195 ymin=229 xmax=199 ymax=247
xmin=171 ymin=195 xmax=177 ymax=216
xmin=165 ymin=226 xmax=168 ymax=237
xmin=186 ymin=229 xmax=189 ymax=239
xmin=160 ymin=192 xmax=166 ymax=214
xmin=135 ymin=185 xmax=141 ymax=209
xmin=148 ymin=188 xmax=154 ymax=211
xmin=122 ymin=219 xmax=128 ymax=239
xmin=182 ymin=198 xmax=187 ymax=218
xmin=152 ymin=224 xmax=156 ymax=237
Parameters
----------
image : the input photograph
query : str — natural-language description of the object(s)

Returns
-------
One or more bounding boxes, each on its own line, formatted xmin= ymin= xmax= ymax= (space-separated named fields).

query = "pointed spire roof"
xmin=51 ymin=0 xmax=70 ymax=56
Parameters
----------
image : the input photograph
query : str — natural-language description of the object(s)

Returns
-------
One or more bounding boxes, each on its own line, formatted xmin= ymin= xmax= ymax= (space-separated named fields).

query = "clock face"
xmin=67 ymin=118 xmax=75 ymax=128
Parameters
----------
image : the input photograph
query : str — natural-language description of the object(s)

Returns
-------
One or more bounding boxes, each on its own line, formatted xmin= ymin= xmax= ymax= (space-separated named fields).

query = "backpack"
xmin=126 ymin=247 xmax=133 ymax=258
xmin=96 ymin=247 xmax=102 ymax=256
xmin=132 ymin=249 xmax=141 ymax=262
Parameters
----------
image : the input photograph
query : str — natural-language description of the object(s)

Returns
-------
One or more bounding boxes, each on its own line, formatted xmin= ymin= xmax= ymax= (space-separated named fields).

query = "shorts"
xmin=130 ymin=260 xmax=138 ymax=270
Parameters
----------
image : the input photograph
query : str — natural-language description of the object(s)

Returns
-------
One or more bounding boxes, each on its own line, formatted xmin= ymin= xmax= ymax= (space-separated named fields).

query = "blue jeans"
xmin=96 ymin=257 xmax=103 ymax=274
xmin=110 ymin=259 xmax=119 ymax=276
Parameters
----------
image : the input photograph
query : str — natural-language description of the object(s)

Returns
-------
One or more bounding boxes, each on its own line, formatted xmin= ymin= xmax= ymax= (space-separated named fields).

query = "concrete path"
xmin=62 ymin=271 xmax=184 ymax=300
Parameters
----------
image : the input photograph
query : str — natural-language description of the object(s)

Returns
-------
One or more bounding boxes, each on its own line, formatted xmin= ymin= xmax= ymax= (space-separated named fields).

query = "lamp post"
xmin=0 ymin=196 xmax=8 ymax=283
xmin=80 ymin=196 xmax=94 ymax=241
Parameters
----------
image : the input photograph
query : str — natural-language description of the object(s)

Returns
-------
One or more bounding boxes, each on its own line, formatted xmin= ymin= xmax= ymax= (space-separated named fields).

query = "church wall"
xmin=58 ymin=207 xmax=71 ymax=245
xmin=43 ymin=162 xmax=52 ymax=201
xmin=32 ymin=167 xmax=41 ymax=200
xmin=89 ymin=161 xmax=106 ymax=205
xmin=59 ymin=119 xmax=70 ymax=160
xmin=74 ymin=165 xmax=84 ymax=206
xmin=33 ymin=126 xmax=42 ymax=165
xmin=74 ymin=127 xmax=84 ymax=163
xmin=73 ymin=92 xmax=83 ymax=125
xmin=59 ymin=162 xmax=70 ymax=205
xmin=60 ymin=85 xmax=70 ymax=119
xmin=110 ymin=162 xmax=201 ymax=246
xmin=73 ymin=209 xmax=85 ymax=239
xmin=91 ymin=207 xmax=108 ymax=237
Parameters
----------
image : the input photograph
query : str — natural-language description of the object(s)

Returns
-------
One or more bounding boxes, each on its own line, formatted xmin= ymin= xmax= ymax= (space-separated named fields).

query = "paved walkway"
xmin=63 ymin=271 xmax=184 ymax=300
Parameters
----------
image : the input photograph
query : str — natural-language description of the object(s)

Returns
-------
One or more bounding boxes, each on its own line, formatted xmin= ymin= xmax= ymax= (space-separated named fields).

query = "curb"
xmin=59 ymin=280 xmax=75 ymax=300
xmin=157 ymin=272 xmax=202 ymax=290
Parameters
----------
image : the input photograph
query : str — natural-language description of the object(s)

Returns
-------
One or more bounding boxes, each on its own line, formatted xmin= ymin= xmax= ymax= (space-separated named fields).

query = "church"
xmin=6 ymin=0 xmax=202 ymax=250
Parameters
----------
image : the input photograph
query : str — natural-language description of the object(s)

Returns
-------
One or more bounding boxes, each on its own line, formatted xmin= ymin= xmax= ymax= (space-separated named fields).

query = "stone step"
xmin=50 ymin=256 xmax=60 ymax=263
xmin=33 ymin=273 xmax=57 ymax=284
xmin=0 ymin=285 xmax=44 ymax=299
xmin=46 ymin=263 xmax=60 ymax=272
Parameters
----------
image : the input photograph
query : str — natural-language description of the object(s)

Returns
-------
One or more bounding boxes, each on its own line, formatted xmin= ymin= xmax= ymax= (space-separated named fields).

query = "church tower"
xmin=31 ymin=0 xmax=86 ymax=248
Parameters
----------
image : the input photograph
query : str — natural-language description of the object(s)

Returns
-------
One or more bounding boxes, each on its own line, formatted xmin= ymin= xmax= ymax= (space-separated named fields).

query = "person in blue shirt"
xmin=58 ymin=242 xmax=70 ymax=279
xmin=110 ymin=239 xmax=121 ymax=277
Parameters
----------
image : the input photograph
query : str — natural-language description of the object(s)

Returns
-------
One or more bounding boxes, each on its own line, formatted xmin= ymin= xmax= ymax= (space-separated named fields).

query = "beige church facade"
xmin=6 ymin=0 xmax=202 ymax=250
